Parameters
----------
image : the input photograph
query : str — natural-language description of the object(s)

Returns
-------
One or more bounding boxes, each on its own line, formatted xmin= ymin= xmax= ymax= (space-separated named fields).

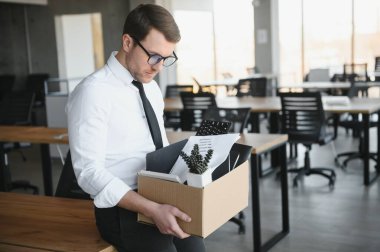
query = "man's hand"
xmin=150 ymin=204 xmax=191 ymax=239
xmin=118 ymin=190 xmax=191 ymax=239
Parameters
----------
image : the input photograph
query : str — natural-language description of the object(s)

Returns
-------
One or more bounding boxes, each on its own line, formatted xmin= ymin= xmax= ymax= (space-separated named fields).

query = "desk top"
xmin=0 ymin=126 xmax=68 ymax=144
xmin=0 ymin=126 xmax=287 ymax=156
xmin=0 ymin=192 xmax=114 ymax=252
xmin=167 ymin=131 xmax=288 ymax=155
xmin=165 ymin=96 xmax=380 ymax=114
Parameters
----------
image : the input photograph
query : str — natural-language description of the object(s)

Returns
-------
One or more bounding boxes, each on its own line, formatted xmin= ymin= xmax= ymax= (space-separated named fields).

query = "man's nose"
xmin=151 ymin=60 xmax=164 ymax=72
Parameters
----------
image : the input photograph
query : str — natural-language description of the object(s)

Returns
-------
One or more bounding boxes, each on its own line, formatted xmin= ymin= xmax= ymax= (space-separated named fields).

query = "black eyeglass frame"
xmin=131 ymin=36 xmax=178 ymax=67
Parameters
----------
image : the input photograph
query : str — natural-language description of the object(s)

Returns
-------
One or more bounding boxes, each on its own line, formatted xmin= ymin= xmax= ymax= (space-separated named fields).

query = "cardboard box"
xmin=137 ymin=160 xmax=249 ymax=238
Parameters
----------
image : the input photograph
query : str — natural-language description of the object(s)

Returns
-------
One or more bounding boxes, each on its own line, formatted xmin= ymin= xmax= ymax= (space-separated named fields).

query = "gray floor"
xmin=6 ymin=126 xmax=380 ymax=252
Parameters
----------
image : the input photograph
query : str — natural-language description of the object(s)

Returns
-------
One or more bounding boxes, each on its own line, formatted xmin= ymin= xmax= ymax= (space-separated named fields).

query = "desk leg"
xmin=377 ymin=111 xmax=380 ymax=175
xmin=40 ymin=144 xmax=53 ymax=196
xmin=251 ymin=154 xmax=262 ymax=252
xmin=280 ymin=145 xmax=289 ymax=233
xmin=0 ymin=143 xmax=9 ymax=192
xmin=251 ymin=144 xmax=289 ymax=252
xmin=269 ymin=113 xmax=280 ymax=167
xmin=363 ymin=114 xmax=370 ymax=185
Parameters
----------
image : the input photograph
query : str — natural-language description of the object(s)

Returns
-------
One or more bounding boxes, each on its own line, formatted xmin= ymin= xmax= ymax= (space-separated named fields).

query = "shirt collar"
xmin=106 ymin=51 xmax=135 ymax=86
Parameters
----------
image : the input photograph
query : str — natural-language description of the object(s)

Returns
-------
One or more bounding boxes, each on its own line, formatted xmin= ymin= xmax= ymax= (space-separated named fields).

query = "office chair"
xmin=0 ymin=74 xmax=15 ymax=100
xmin=374 ymin=57 xmax=380 ymax=81
xmin=334 ymin=84 xmax=378 ymax=168
xmin=236 ymin=77 xmax=267 ymax=97
xmin=164 ymin=85 xmax=193 ymax=130
xmin=236 ymin=77 xmax=268 ymax=133
xmin=179 ymin=92 xmax=217 ymax=131
xmin=0 ymin=91 xmax=39 ymax=194
xmin=55 ymin=151 xmax=90 ymax=199
xmin=280 ymin=92 xmax=336 ymax=187
xmin=25 ymin=73 xmax=50 ymax=107
xmin=203 ymin=107 xmax=251 ymax=134
xmin=343 ymin=63 xmax=369 ymax=83
xmin=203 ymin=107 xmax=251 ymax=234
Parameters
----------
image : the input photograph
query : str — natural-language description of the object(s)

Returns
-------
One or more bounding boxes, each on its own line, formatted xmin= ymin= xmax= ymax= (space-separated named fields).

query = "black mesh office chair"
xmin=0 ymin=91 xmax=39 ymax=194
xmin=334 ymin=84 xmax=378 ymax=168
xmin=280 ymin=92 xmax=336 ymax=187
xmin=236 ymin=77 xmax=267 ymax=97
xmin=55 ymin=151 xmax=90 ymax=199
xmin=164 ymin=85 xmax=193 ymax=130
xmin=202 ymin=107 xmax=251 ymax=234
xmin=375 ymin=57 xmax=380 ymax=81
xmin=0 ymin=74 xmax=15 ymax=100
xmin=236 ymin=77 xmax=268 ymax=133
xmin=180 ymin=92 xmax=217 ymax=131
xmin=203 ymin=107 xmax=251 ymax=133
xmin=25 ymin=73 xmax=50 ymax=107
xmin=343 ymin=63 xmax=369 ymax=83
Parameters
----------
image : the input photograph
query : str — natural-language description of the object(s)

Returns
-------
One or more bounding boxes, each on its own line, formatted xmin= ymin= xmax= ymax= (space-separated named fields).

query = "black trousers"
xmin=95 ymin=206 xmax=206 ymax=252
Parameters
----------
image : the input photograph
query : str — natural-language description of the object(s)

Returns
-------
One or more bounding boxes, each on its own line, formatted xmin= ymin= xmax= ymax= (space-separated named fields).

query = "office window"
xmin=279 ymin=0 xmax=380 ymax=85
xmin=174 ymin=0 xmax=255 ymax=84
xmin=303 ymin=0 xmax=352 ymax=76
xmin=213 ymin=0 xmax=255 ymax=79
xmin=354 ymin=0 xmax=380 ymax=74
xmin=278 ymin=0 xmax=302 ymax=84
xmin=174 ymin=10 xmax=214 ymax=84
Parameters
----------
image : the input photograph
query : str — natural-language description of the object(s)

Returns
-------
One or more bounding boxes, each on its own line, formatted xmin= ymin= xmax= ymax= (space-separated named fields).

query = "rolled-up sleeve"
xmin=67 ymin=81 xmax=130 ymax=208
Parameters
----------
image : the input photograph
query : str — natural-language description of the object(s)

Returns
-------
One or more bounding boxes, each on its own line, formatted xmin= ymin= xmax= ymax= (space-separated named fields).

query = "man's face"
xmin=124 ymin=29 xmax=176 ymax=83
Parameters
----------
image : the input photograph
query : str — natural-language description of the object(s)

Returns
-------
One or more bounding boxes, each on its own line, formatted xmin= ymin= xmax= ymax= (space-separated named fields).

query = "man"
xmin=67 ymin=4 xmax=205 ymax=252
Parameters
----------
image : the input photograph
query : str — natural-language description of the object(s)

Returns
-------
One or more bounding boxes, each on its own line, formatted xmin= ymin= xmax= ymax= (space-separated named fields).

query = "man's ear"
xmin=122 ymin=34 xmax=133 ymax=52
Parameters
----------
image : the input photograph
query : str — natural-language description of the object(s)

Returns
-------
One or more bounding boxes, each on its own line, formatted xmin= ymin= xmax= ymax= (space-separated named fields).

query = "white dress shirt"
xmin=66 ymin=52 xmax=169 ymax=208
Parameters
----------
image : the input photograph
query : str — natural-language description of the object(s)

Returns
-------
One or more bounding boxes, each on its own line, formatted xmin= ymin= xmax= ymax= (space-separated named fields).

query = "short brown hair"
xmin=123 ymin=4 xmax=180 ymax=43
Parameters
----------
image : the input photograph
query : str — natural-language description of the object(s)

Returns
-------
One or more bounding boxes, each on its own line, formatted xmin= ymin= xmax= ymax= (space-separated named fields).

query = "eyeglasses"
xmin=131 ymin=36 xmax=178 ymax=67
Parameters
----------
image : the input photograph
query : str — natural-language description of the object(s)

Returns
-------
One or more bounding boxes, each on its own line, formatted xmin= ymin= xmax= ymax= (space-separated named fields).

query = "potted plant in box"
xmin=179 ymin=144 xmax=214 ymax=188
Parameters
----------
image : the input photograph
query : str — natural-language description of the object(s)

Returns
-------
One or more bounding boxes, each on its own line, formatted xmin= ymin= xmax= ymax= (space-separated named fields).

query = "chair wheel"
xmin=238 ymin=212 xmax=245 ymax=220
xmin=238 ymin=225 xmax=246 ymax=234
xmin=329 ymin=181 xmax=335 ymax=189
xmin=293 ymin=180 xmax=298 ymax=187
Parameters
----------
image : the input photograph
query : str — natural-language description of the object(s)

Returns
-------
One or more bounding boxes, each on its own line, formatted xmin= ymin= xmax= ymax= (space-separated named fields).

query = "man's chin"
xmin=140 ymin=75 xmax=155 ymax=83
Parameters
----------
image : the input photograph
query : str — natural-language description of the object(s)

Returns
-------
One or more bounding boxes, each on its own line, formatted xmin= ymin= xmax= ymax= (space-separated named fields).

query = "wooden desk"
xmin=165 ymin=96 xmax=380 ymax=185
xmin=0 ymin=192 xmax=114 ymax=252
xmin=0 ymin=126 xmax=68 ymax=196
xmin=167 ymin=132 xmax=289 ymax=252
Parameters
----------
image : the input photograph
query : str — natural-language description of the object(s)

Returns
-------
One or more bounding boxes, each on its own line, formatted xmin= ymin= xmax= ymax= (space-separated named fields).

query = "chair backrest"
xmin=55 ymin=151 xmax=90 ymax=200
xmin=343 ymin=63 xmax=368 ymax=82
xmin=180 ymin=92 xmax=217 ymax=109
xmin=180 ymin=92 xmax=217 ymax=131
xmin=165 ymin=84 xmax=193 ymax=98
xmin=0 ymin=91 xmax=35 ymax=125
xmin=280 ymin=92 xmax=326 ymax=145
xmin=203 ymin=107 xmax=251 ymax=133
xmin=0 ymin=75 xmax=15 ymax=100
xmin=26 ymin=73 xmax=50 ymax=105
xmin=375 ymin=57 xmax=380 ymax=72
xmin=236 ymin=77 xmax=267 ymax=97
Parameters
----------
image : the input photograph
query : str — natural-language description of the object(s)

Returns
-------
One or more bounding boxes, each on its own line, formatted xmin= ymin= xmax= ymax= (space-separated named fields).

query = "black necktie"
xmin=132 ymin=80 xmax=163 ymax=150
